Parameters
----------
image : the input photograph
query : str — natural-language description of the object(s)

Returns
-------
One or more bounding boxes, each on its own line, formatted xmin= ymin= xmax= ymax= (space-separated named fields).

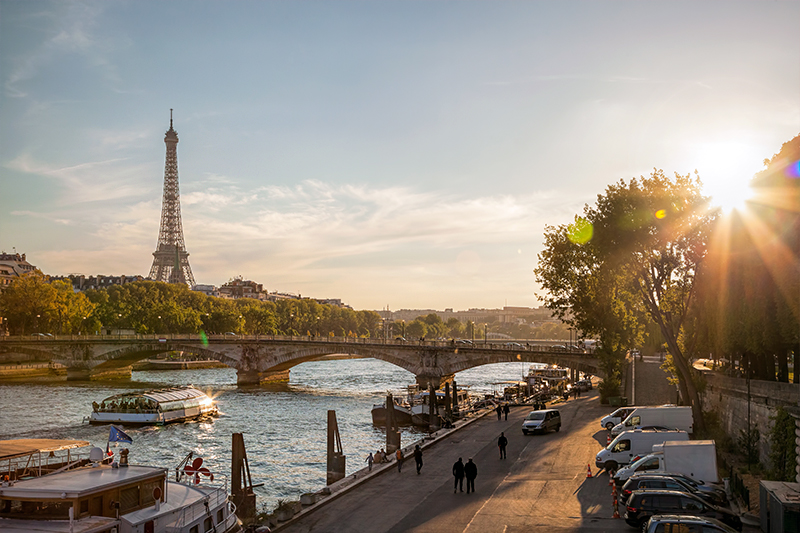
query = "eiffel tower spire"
xmin=149 ymin=109 xmax=196 ymax=287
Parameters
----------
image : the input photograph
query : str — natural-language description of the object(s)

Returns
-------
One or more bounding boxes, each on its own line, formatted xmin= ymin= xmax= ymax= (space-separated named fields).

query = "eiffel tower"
xmin=148 ymin=110 xmax=196 ymax=287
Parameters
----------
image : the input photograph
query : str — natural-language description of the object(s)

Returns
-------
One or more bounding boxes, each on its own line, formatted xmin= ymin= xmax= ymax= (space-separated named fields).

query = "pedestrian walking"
xmin=452 ymin=457 xmax=465 ymax=493
xmin=503 ymin=404 xmax=510 ymax=421
xmin=498 ymin=432 xmax=508 ymax=460
xmin=464 ymin=458 xmax=477 ymax=493
xmin=395 ymin=448 xmax=404 ymax=473
xmin=496 ymin=405 xmax=502 ymax=420
xmin=413 ymin=445 xmax=423 ymax=475
xmin=577 ymin=387 xmax=581 ymax=398
xmin=366 ymin=452 xmax=373 ymax=472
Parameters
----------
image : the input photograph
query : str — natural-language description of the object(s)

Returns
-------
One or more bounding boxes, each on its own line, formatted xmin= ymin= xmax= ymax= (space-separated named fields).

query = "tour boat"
xmin=0 ymin=438 xmax=241 ymax=533
xmin=89 ymin=386 xmax=219 ymax=426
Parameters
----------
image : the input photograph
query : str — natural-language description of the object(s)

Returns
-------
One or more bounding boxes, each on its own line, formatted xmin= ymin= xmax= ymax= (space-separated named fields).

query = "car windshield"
xmin=526 ymin=412 xmax=545 ymax=420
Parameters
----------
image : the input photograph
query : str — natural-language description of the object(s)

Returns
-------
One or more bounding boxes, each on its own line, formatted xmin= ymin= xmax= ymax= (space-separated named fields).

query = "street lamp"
xmin=401 ymin=320 xmax=405 ymax=338
xmin=484 ymin=323 xmax=487 ymax=346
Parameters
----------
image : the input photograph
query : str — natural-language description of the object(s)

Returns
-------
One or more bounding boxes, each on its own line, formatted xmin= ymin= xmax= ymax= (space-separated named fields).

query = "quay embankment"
xmin=270 ymin=387 xmax=650 ymax=533
xmin=0 ymin=362 xmax=65 ymax=380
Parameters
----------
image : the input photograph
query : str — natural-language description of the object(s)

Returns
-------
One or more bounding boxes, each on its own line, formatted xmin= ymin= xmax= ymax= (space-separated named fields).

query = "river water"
xmin=0 ymin=358 xmax=528 ymax=512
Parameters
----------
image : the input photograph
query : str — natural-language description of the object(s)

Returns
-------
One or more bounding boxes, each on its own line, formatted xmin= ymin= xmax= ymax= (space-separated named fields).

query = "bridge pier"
xmin=237 ymin=369 xmax=291 ymax=386
xmin=414 ymin=374 xmax=454 ymax=390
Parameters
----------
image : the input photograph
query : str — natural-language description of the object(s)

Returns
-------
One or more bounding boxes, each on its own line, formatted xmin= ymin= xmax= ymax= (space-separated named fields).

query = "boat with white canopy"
xmin=89 ymin=386 xmax=218 ymax=426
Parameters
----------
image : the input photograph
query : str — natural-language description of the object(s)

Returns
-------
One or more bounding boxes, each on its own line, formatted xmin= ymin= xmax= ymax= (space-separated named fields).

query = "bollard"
xmin=611 ymin=484 xmax=620 ymax=518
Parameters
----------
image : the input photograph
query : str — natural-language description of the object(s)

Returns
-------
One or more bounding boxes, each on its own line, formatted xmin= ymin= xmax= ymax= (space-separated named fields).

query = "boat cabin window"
xmin=217 ymin=508 xmax=224 ymax=522
xmin=0 ymin=498 xmax=72 ymax=519
xmin=190 ymin=526 xmax=199 ymax=533
xmin=204 ymin=517 xmax=213 ymax=531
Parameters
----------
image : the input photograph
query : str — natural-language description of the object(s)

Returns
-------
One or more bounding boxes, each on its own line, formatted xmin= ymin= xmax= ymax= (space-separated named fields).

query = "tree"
xmin=536 ymin=170 xmax=715 ymax=431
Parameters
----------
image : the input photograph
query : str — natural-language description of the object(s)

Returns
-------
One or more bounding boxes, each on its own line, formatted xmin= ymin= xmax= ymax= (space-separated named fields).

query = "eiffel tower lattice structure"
xmin=148 ymin=110 xmax=196 ymax=287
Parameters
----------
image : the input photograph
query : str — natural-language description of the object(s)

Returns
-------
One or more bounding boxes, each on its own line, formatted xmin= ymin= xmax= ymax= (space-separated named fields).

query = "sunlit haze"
xmin=1 ymin=1 xmax=798 ymax=310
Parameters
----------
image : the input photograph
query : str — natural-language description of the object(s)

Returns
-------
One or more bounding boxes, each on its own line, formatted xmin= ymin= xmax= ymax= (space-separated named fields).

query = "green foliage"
xmin=738 ymin=426 xmax=761 ymax=467
xmin=0 ymin=271 xmax=97 ymax=334
xmin=535 ymin=169 xmax=715 ymax=433
xmin=767 ymin=406 xmax=798 ymax=481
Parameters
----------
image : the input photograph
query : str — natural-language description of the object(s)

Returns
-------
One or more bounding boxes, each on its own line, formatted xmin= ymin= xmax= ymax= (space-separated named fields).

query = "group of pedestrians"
xmin=452 ymin=457 xmax=478 ymax=493
xmin=495 ymin=403 xmax=510 ymax=420
xmin=365 ymin=410 xmax=511 ymax=497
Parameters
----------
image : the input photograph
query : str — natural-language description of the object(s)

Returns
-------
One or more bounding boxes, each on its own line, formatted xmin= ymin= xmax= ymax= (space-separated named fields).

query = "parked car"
xmin=624 ymin=490 xmax=741 ymax=531
xmin=31 ymin=333 xmax=54 ymax=338
xmin=550 ymin=344 xmax=567 ymax=352
xmin=629 ymin=472 xmax=727 ymax=504
xmin=456 ymin=339 xmax=473 ymax=345
xmin=395 ymin=336 xmax=407 ymax=342
xmin=521 ymin=409 xmax=561 ymax=435
xmin=643 ymin=515 xmax=739 ymax=533
xmin=504 ymin=342 xmax=525 ymax=349
xmin=575 ymin=379 xmax=592 ymax=391
xmin=620 ymin=474 xmax=727 ymax=507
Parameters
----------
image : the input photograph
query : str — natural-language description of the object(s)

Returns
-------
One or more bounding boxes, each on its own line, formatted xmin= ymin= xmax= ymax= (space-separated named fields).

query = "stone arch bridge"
xmin=0 ymin=335 xmax=601 ymax=387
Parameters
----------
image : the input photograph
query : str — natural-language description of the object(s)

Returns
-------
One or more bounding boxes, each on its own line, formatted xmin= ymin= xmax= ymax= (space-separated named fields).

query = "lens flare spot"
xmin=200 ymin=331 xmax=209 ymax=347
xmin=784 ymin=160 xmax=800 ymax=179
xmin=567 ymin=217 xmax=593 ymax=244
xmin=655 ymin=209 xmax=666 ymax=219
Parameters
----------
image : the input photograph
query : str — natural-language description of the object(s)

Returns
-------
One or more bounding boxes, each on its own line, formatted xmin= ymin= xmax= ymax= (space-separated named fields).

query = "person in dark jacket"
xmin=503 ymin=404 xmax=510 ymax=420
xmin=413 ymin=445 xmax=423 ymax=475
xmin=464 ymin=458 xmax=477 ymax=493
xmin=498 ymin=432 xmax=508 ymax=459
xmin=496 ymin=405 xmax=502 ymax=420
xmin=452 ymin=457 xmax=464 ymax=493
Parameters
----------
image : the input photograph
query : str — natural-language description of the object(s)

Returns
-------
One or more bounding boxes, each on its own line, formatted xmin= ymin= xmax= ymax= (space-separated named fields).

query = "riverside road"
xmin=279 ymin=389 xmax=632 ymax=533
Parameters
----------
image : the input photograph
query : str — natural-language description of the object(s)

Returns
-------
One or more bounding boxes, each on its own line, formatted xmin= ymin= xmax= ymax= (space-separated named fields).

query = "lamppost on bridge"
xmin=484 ymin=323 xmax=488 ymax=346
xmin=36 ymin=314 xmax=40 ymax=335
xmin=401 ymin=320 xmax=405 ymax=339
xmin=289 ymin=313 xmax=294 ymax=338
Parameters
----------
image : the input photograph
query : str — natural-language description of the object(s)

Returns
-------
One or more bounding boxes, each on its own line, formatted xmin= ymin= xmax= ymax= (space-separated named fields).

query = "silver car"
xmin=521 ymin=409 xmax=561 ymax=435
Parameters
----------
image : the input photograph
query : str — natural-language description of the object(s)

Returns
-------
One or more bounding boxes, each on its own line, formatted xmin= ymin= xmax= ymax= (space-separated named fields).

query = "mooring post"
xmin=327 ymin=410 xmax=346 ymax=485
xmin=231 ymin=433 xmax=256 ymax=524
xmin=444 ymin=381 xmax=452 ymax=421
xmin=428 ymin=383 xmax=440 ymax=432
xmin=452 ymin=380 xmax=459 ymax=416
xmin=385 ymin=394 xmax=401 ymax=454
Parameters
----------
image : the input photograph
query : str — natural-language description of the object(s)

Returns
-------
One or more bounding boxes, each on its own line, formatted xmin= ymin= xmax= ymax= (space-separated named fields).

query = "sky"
xmin=1 ymin=1 xmax=798 ymax=312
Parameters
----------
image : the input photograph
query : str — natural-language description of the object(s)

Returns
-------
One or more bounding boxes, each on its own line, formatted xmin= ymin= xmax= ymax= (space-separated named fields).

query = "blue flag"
xmin=108 ymin=425 xmax=133 ymax=444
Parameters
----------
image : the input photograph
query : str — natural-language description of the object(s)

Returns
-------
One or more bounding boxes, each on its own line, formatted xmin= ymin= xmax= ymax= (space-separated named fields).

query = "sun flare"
xmin=693 ymin=141 xmax=761 ymax=212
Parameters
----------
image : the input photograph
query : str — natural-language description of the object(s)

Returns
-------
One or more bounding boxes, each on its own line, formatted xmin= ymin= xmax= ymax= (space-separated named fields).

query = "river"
xmin=0 ymin=358 xmax=528 ymax=513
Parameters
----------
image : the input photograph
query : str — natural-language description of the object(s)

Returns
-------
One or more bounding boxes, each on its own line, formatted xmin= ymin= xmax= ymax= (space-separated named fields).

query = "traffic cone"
xmin=586 ymin=464 xmax=592 ymax=478
xmin=606 ymin=433 xmax=611 ymax=445
xmin=612 ymin=484 xmax=620 ymax=518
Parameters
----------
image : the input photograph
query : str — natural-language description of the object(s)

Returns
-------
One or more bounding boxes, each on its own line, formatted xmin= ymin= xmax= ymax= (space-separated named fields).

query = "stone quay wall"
xmin=701 ymin=372 xmax=800 ymax=471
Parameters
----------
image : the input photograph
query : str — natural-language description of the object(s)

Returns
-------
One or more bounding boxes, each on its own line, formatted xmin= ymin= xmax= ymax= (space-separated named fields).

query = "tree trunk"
xmin=661 ymin=332 xmax=706 ymax=435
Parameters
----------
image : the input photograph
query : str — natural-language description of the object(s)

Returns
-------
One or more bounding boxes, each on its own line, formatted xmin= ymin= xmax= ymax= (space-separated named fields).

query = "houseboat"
xmin=89 ymin=386 xmax=218 ymax=426
xmin=371 ymin=394 xmax=414 ymax=426
xmin=0 ymin=439 xmax=241 ymax=533
xmin=410 ymin=388 xmax=473 ymax=427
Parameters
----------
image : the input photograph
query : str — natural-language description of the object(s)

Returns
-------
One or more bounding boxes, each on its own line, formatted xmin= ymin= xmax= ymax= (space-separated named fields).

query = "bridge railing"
xmin=0 ymin=334 xmax=594 ymax=355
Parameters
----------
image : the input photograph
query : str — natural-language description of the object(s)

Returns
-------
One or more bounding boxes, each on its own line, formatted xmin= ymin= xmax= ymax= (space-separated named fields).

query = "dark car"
xmin=632 ymin=472 xmax=728 ymax=504
xmin=644 ymin=514 xmax=739 ymax=533
xmin=624 ymin=490 xmax=741 ymax=531
xmin=620 ymin=474 xmax=727 ymax=507
xmin=521 ymin=409 xmax=561 ymax=435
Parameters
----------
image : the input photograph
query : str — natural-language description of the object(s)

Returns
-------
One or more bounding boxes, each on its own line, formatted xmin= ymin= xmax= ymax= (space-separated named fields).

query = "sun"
xmin=692 ymin=141 xmax=761 ymax=212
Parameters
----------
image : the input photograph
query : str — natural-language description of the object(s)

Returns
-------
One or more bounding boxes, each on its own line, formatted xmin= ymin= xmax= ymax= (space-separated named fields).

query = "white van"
xmin=610 ymin=406 xmax=693 ymax=435
xmin=595 ymin=429 xmax=688 ymax=471
xmin=600 ymin=407 xmax=640 ymax=431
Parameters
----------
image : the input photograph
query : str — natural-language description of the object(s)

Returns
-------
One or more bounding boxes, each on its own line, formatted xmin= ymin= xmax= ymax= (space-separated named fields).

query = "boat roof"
xmin=0 ymin=439 xmax=91 ymax=460
xmin=122 ymin=481 xmax=222 ymax=526
xmin=100 ymin=386 xmax=208 ymax=404
xmin=0 ymin=464 xmax=166 ymax=499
